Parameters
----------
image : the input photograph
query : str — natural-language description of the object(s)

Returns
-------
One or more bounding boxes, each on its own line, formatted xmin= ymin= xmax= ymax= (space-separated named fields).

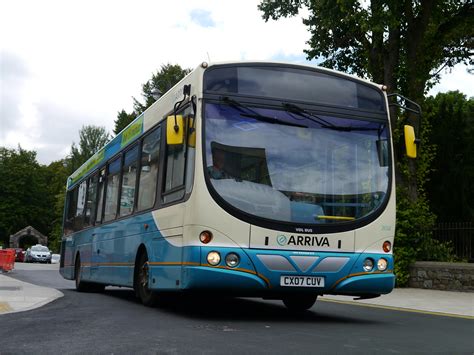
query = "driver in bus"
xmin=208 ymin=149 xmax=230 ymax=179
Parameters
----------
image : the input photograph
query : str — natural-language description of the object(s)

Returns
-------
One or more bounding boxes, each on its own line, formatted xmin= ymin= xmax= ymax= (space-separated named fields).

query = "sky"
xmin=1 ymin=0 xmax=472 ymax=165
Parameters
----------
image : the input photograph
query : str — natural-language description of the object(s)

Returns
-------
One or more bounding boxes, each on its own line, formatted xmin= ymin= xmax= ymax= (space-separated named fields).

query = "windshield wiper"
xmin=282 ymin=103 xmax=336 ymax=128
xmin=221 ymin=97 xmax=307 ymax=128
xmin=282 ymin=102 xmax=379 ymax=132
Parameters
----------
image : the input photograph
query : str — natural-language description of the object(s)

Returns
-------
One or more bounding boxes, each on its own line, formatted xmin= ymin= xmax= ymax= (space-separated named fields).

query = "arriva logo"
xmin=276 ymin=234 xmax=330 ymax=247
xmin=277 ymin=235 xmax=288 ymax=246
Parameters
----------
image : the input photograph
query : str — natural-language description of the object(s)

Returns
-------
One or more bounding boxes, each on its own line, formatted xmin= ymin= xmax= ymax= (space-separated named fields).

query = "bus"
xmin=60 ymin=61 xmax=419 ymax=310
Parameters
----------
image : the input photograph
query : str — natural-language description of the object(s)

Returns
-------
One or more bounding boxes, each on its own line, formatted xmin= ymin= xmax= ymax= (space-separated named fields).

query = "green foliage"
xmin=394 ymin=191 xmax=456 ymax=285
xmin=259 ymin=1 xmax=474 ymax=98
xmin=424 ymin=91 xmax=474 ymax=221
xmin=114 ymin=64 xmax=191 ymax=135
xmin=114 ymin=109 xmax=137 ymax=135
xmin=0 ymin=147 xmax=52 ymax=247
xmin=43 ymin=160 xmax=69 ymax=252
xmin=69 ymin=125 xmax=110 ymax=172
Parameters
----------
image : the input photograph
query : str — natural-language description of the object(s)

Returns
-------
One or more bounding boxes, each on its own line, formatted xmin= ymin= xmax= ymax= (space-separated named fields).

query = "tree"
xmin=114 ymin=109 xmax=137 ymax=136
xmin=259 ymin=1 xmax=472 ymax=101
xmin=69 ymin=125 xmax=110 ymax=172
xmin=43 ymin=159 xmax=70 ymax=252
xmin=424 ymin=91 xmax=474 ymax=221
xmin=0 ymin=147 xmax=52 ymax=247
xmin=259 ymin=0 xmax=473 ymax=199
xmin=114 ymin=64 xmax=191 ymax=134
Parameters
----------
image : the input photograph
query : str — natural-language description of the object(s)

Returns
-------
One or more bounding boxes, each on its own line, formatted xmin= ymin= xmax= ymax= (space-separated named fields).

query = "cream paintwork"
xmin=353 ymin=89 xmax=396 ymax=254
xmin=148 ymin=61 xmax=395 ymax=254
xmin=152 ymin=94 xmax=251 ymax=249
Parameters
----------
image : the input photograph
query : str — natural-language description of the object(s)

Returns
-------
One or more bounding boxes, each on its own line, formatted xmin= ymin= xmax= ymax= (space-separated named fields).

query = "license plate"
xmin=280 ymin=276 xmax=324 ymax=288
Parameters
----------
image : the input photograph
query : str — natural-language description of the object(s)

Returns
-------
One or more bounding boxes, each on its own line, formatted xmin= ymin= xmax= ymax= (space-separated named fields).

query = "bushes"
xmin=394 ymin=190 xmax=455 ymax=286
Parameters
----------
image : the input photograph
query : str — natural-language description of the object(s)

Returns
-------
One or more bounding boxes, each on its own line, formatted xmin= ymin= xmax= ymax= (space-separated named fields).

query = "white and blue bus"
xmin=60 ymin=61 xmax=418 ymax=310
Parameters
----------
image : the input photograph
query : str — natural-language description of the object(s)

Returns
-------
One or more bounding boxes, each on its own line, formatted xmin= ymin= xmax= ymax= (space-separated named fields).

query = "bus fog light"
xmin=377 ymin=258 xmax=388 ymax=271
xmin=225 ymin=253 xmax=240 ymax=268
xmin=207 ymin=251 xmax=221 ymax=266
xmin=363 ymin=258 xmax=374 ymax=272
xmin=199 ymin=231 xmax=213 ymax=244
xmin=383 ymin=241 xmax=391 ymax=253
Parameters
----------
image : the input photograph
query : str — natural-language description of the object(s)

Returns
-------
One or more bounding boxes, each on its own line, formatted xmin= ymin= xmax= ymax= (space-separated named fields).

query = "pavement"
xmin=0 ymin=264 xmax=473 ymax=318
xmin=0 ymin=263 xmax=64 ymax=314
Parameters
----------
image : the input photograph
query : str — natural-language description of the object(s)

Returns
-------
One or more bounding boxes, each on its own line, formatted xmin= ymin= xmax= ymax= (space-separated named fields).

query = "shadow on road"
xmin=101 ymin=288 xmax=380 ymax=325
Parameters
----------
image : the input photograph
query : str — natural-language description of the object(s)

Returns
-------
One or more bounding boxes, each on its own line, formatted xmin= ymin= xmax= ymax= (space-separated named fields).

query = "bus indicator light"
xmin=383 ymin=241 xmax=391 ymax=253
xmin=200 ymin=231 xmax=213 ymax=244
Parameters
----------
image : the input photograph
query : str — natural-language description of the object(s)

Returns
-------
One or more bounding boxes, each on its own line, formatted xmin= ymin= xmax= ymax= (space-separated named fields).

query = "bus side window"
xmin=163 ymin=109 xmax=190 ymax=204
xmin=104 ymin=157 xmax=121 ymax=222
xmin=137 ymin=127 xmax=161 ymax=211
xmin=74 ymin=180 xmax=87 ymax=231
xmin=96 ymin=169 xmax=106 ymax=224
xmin=64 ymin=188 xmax=78 ymax=235
xmin=84 ymin=173 xmax=98 ymax=227
xmin=119 ymin=145 xmax=139 ymax=217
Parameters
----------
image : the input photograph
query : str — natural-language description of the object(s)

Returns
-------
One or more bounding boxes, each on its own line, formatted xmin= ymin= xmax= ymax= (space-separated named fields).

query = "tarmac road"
xmin=1 ymin=264 xmax=473 ymax=354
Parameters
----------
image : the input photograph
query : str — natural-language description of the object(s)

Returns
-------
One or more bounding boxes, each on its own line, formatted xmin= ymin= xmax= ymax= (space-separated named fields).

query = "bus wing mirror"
xmin=404 ymin=125 xmax=417 ymax=158
xmin=166 ymin=115 xmax=184 ymax=145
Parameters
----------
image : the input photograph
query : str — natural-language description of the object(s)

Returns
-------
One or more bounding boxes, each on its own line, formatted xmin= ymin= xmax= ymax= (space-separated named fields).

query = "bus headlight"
xmin=363 ymin=258 xmax=374 ymax=272
xmin=377 ymin=258 xmax=388 ymax=271
xmin=207 ymin=251 xmax=221 ymax=266
xmin=225 ymin=253 xmax=240 ymax=268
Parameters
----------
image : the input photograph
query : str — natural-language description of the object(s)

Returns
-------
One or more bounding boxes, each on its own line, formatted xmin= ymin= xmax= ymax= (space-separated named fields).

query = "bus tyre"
xmin=75 ymin=255 xmax=104 ymax=293
xmin=282 ymin=294 xmax=317 ymax=311
xmin=136 ymin=252 xmax=159 ymax=307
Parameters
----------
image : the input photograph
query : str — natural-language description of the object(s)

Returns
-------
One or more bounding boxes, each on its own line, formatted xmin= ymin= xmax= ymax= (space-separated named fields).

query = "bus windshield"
xmin=204 ymin=102 xmax=390 ymax=225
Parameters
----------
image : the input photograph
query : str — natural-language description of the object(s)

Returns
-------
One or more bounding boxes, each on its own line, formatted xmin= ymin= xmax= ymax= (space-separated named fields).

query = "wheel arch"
xmin=133 ymin=244 xmax=148 ymax=290
xmin=74 ymin=251 xmax=81 ymax=279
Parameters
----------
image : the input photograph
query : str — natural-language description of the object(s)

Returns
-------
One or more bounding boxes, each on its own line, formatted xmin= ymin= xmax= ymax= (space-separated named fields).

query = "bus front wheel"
xmin=136 ymin=252 xmax=159 ymax=307
xmin=282 ymin=294 xmax=317 ymax=311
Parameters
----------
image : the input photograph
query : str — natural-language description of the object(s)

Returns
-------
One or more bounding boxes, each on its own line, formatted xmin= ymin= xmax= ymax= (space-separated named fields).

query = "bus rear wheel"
xmin=136 ymin=252 xmax=159 ymax=307
xmin=75 ymin=255 xmax=104 ymax=293
xmin=282 ymin=294 xmax=317 ymax=311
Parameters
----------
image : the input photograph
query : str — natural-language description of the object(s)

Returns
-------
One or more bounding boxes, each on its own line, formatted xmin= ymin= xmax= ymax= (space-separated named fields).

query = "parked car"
xmin=25 ymin=245 xmax=52 ymax=263
xmin=51 ymin=254 xmax=61 ymax=264
xmin=14 ymin=248 xmax=25 ymax=262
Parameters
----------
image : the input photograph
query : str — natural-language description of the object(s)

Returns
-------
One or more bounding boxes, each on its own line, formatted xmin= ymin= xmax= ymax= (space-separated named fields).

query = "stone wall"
xmin=409 ymin=261 xmax=474 ymax=292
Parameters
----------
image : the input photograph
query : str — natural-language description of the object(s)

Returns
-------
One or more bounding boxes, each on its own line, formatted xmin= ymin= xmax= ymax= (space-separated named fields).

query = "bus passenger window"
xmin=137 ymin=127 xmax=161 ymax=211
xmin=74 ymin=180 xmax=87 ymax=231
xmin=84 ymin=174 xmax=98 ymax=227
xmin=96 ymin=169 xmax=106 ymax=224
xmin=119 ymin=145 xmax=139 ymax=217
xmin=64 ymin=188 xmax=78 ymax=235
xmin=104 ymin=158 xmax=121 ymax=222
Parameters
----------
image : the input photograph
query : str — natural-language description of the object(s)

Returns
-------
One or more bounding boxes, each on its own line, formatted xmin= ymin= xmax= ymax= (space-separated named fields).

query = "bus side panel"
xmin=148 ymin=236 xmax=184 ymax=290
xmin=147 ymin=205 xmax=186 ymax=290
xmin=91 ymin=212 xmax=155 ymax=287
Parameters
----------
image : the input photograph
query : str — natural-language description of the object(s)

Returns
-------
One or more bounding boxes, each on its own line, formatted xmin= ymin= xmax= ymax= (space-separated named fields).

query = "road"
xmin=1 ymin=264 xmax=472 ymax=354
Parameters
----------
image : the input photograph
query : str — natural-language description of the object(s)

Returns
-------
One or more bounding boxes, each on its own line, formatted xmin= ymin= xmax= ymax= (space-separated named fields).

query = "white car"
xmin=25 ymin=245 xmax=52 ymax=263
xmin=51 ymin=254 xmax=61 ymax=264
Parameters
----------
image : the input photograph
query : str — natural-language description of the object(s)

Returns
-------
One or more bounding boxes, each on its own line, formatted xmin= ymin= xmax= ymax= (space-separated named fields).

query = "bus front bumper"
xmin=329 ymin=272 xmax=395 ymax=296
